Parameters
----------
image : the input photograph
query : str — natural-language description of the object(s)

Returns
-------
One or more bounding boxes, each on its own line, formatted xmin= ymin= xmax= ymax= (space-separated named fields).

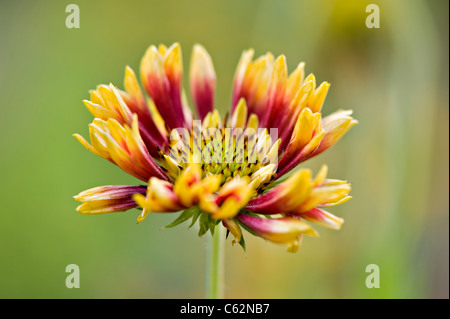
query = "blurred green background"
xmin=0 ymin=0 xmax=448 ymax=298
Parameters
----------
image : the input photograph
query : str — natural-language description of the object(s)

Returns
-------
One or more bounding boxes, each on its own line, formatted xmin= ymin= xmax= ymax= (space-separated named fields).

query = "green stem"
xmin=206 ymin=224 xmax=225 ymax=299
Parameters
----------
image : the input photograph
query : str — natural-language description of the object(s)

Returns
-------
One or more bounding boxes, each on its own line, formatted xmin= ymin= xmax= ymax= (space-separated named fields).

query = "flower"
xmin=74 ymin=43 xmax=357 ymax=252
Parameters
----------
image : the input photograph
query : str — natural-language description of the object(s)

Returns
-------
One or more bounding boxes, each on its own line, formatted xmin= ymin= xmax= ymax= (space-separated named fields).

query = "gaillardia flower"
xmin=74 ymin=43 xmax=357 ymax=252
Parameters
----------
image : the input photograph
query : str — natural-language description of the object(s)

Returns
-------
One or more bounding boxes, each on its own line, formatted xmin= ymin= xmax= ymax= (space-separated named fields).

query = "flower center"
xmin=160 ymin=123 xmax=279 ymax=187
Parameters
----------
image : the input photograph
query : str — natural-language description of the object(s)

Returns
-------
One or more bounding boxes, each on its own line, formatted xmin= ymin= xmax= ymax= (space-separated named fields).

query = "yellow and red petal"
xmin=76 ymin=199 xmax=138 ymax=215
xmin=190 ymin=44 xmax=216 ymax=120
xmin=236 ymin=214 xmax=318 ymax=253
xmin=277 ymin=108 xmax=325 ymax=177
xmin=232 ymin=52 xmax=273 ymax=121
xmin=247 ymin=164 xmax=350 ymax=233
xmin=140 ymin=43 xmax=187 ymax=130
xmin=200 ymin=177 xmax=252 ymax=220
xmin=298 ymin=208 xmax=344 ymax=230
xmin=246 ymin=168 xmax=312 ymax=214
xmin=133 ymin=178 xmax=183 ymax=213
xmin=261 ymin=55 xmax=288 ymax=128
xmin=74 ymin=116 xmax=168 ymax=182
xmin=83 ymin=74 xmax=168 ymax=157
xmin=278 ymin=76 xmax=316 ymax=150
xmin=231 ymin=49 xmax=255 ymax=111
xmin=310 ymin=109 xmax=358 ymax=157
xmin=173 ymin=164 xmax=203 ymax=207
xmin=295 ymin=182 xmax=352 ymax=213
xmin=99 ymin=84 xmax=134 ymax=123
xmin=74 ymin=185 xmax=146 ymax=215
xmin=121 ymin=66 xmax=168 ymax=155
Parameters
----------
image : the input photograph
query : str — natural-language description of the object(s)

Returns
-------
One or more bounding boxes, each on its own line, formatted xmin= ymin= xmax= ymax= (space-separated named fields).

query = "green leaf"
xmin=238 ymin=234 xmax=246 ymax=252
xmin=198 ymin=212 xmax=210 ymax=237
xmin=209 ymin=215 xmax=217 ymax=236
xmin=163 ymin=206 xmax=200 ymax=229
xmin=188 ymin=207 xmax=202 ymax=228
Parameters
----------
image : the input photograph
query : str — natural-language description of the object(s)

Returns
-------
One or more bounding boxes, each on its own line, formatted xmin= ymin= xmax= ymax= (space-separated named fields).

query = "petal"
xmin=298 ymin=208 xmax=344 ymax=230
xmin=277 ymin=108 xmax=325 ymax=177
xmin=201 ymin=177 xmax=252 ymax=220
xmin=181 ymin=89 xmax=193 ymax=128
xmin=222 ymin=218 xmax=242 ymax=245
xmin=249 ymin=164 xmax=277 ymax=191
xmin=308 ymin=81 xmax=330 ymax=113
xmin=74 ymin=185 xmax=146 ymax=201
xmin=76 ymin=199 xmax=137 ymax=215
xmin=110 ymin=116 xmax=169 ymax=181
xmin=73 ymin=133 xmax=108 ymax=160
xmin=229 ymin=98 xmax=248 ymax=129
xmin=74 ymin=185 xmax=146 ymax=215
xmin=133 ymin=178 xmax=184 ymax=223
xmin=172 ymin=164 xmax=223 ymax=208
xmin=232 ymin=52 xmax=274 ymax=121
xmin=83 ymin=84 xmax=133 ymax=125
xmin=248 ymin=165 xmax=351 ymax=232
xmin=295 ymin=182 xmax=352 ymax=213
xmin=232 ymin=49 xmax=254 ymax=110
xmin=278 ymin=76 xmax=315 ymax=151
xmin=279 ymin=76 xmax=316 ymax=136
xmin=313 ymin=164 xmax=328 ymax=187
xmin=164 ymin=43 xmax=183 ymax=88
xmin=140 ymin=43 xmax=186 ymax=130
xmin=82 ymin=100 xmax=117 ymax=120
xmin=101 ymin=84 xmax=133 ymax=123
xmin=285 ymin=62 xmax=305 ymax=101
xmin=138 ymin=178 xmax=182 ymax=210
xmin=173 ymin=164 xmax=203 ymax=207
xmin=246 ymin=113 xmax=259 ymax=130
xmin=83 ymin=78 xmax=169 ymax=157
xmin=124 ymin=66 xmax=148 ymax=113
xmin=190 ymin=44 xmax=216 ymax=120
xmin=310 ymin=109 xmax=358 ymax=157
xmin=147 ymin=98 xmax=168 ymax=136
xmin=262 ymin=55 xmax=288 ymax=128
xmin=122 ymin=66 xmax=168 ymax=155
xmin=236 ymin=214 xmax=318 ymax=253
xmin=75 ymin=117 xmax=169 ymax=182
xmin=246 ymin=168 xmax=312 ymax=214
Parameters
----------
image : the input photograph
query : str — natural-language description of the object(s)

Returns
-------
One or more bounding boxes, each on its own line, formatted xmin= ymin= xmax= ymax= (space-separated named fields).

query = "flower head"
xmin=74 ymin=43 xmax=357 ymax=252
